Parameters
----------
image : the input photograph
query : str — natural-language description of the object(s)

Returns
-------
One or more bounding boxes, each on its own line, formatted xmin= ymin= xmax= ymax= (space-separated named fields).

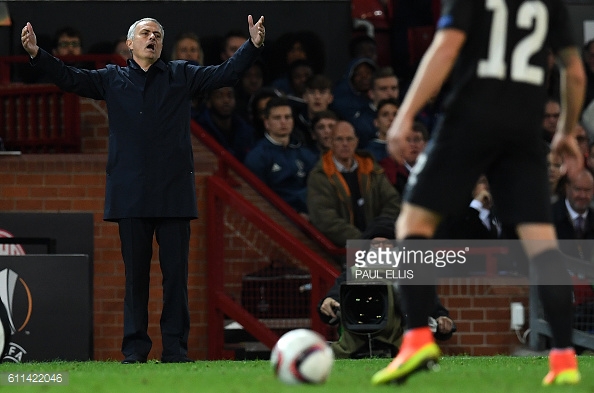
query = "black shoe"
xmin=121 ymin=356 xmax=147 ymax=364
xmin=161 ymin=356 xmax=194 ymax=363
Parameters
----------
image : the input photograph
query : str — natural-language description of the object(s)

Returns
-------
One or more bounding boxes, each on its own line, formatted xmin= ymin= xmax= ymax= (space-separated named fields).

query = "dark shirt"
xmin=31 ymin=40 xmax=262 ymax=220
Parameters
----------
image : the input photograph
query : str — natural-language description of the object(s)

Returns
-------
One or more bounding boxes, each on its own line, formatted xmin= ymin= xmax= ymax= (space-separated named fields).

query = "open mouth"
xmin=146 ymin=43 xmax=156 ymax=51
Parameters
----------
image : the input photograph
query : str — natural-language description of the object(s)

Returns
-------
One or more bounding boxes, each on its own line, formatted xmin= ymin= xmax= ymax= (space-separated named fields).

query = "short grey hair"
xmin=127 ymin=18 xmax=165 ymax=40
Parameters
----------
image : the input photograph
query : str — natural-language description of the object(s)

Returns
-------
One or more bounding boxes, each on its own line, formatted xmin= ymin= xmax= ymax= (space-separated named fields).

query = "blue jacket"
xmin=31 ymin=40 xmax=262 ymax=220
xmin=244 ymin=135 xmax=318 ymax=213
xmin=193 ymin=108 xmax=255 ymax=163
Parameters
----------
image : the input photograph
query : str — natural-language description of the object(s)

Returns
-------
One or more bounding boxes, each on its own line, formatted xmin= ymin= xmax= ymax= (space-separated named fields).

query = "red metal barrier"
xmin=191 ymin=122 xmax=341 ymax=359
xmin=0 ymin=84 xmax=80 ymax=153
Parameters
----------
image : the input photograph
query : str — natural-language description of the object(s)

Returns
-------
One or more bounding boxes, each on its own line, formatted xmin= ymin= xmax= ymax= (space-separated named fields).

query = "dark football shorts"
xmin=403 ymin=114 xmax=551 ymax=226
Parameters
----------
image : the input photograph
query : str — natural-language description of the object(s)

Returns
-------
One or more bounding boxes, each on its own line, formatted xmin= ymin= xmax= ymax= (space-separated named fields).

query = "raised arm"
xmin=248 ymin=15 xmax=265 ymax=48
xmin=21 ymin=22 xmax=39 ymax=58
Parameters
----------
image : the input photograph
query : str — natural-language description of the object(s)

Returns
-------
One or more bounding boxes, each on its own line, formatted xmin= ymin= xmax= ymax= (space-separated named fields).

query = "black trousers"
xmin=118 ymin=218 xmax=191 ymax=360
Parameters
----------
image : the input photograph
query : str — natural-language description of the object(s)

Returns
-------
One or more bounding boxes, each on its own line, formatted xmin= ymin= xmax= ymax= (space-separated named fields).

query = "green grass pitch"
xmin=0 ymin=356 xmax=592 ymax=392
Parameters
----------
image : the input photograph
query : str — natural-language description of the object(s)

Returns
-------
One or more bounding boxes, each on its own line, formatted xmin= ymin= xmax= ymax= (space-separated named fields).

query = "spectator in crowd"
xmin=52 ymin=26 xmax=83 ymax=57
xmin=318 ymin=215 xmax=455 ymax=359
xmin=352 ymin=67 xmax=400 ymax=148
xmin=365 ymin=98 xmax=399 ymax=162
xmin=235 ymin=59 xmax=266 ymax=123
xmin=553 ymin=168 xmax=594 ymax=243
xmin=293 ymin=74 xmax=334 ymax=148
xmin=273 ymin=58 xmax=314 ymax=100
xmin=113 ymin=36 xmax=132 ymax=62
xmin=380 ymin=121 xmax=428 ymax=195
xmin=308 ymin=110 xmax=338 ymax=158
xmin=332 ymin=57 xmax=377 ymax=143
xmin=542 ymin=97 xmax=561 ymax=145
xmin=170 ymin=31 xmax=203 ymax=65
xmin=435 ymin=175 xmax=501 ymax=240
xmin=193 ymin=86 xmax=254 ymax=163
xmin=307 ymin=120 xmax=400 ymax=247
xmin=248 ymin=87 xmax=284 ymax=140
xmin=266 ymin=30 xmax=326 ymax=85
xmin=244 ymin=97 xmax=318 ymax=218
xmin=21 ymin=15 xmax=266 ymax=364
xmin=220 ymin=29 xmax=248 ymax=62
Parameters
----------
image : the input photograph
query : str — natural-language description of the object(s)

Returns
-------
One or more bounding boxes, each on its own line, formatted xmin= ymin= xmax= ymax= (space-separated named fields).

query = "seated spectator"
xmin=113 ymin=35 xmax=131 ymax=62
xmin=220 ymin=30 xmax=248 ymax=62
xmin=272 ymin=59 xmax=314 ymax=100
xmin=332 ymin=58 xmax=377 ymax=145
xmin=365 ymin=98 xmax=399 ymax=162
xmin=52 ymin=26 xmax=83 ymax=58
xmin=170 ymin=31 xmax=203 ymax=65
xmin=307 ymin=120 xmax=401 ymax=247
xmin=248 ymin=87 xmax=284 ymax=140
xmin=318 ymin=215 xmax=455 ymax=358
xmin=244 ymin=97 xmax=318 ymax=218
xmin=235 ymin=59 xmax=266 ymax=123
xmin=308 ymin=110 xmax=339 ymax=158
xmin=352 ymin=67 xmax=400 ymax=148
xmin=435 ymin=175 xmax=502 ymax=240
xmin=542 ymin=97 xmax=561 ymax=145
xmin=293 ymin=74 xmax=334 ymax=148
xmin=380 ymin=121 xmax=429 ymax=195
xmin=193 ymin=86 xmax=254 ymax=163
xmin=266 ymin=30 xmax=326 ymax=86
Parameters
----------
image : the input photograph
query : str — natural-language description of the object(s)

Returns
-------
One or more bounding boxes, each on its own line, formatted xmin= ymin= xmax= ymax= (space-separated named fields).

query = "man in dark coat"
xmin=21 ymin=15 xmax=266 ymax=363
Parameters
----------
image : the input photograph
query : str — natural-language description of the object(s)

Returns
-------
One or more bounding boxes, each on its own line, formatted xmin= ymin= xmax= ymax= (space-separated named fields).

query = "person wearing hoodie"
xmin=307 ymin=120 xmax=400 ymax=247
xmin=331 ymin=57 xmax=377 ymax=147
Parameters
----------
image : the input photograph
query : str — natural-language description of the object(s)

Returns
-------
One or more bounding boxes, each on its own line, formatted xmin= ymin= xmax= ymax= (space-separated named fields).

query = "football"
xmin=270 ymin=329 xmax=334 ymax=384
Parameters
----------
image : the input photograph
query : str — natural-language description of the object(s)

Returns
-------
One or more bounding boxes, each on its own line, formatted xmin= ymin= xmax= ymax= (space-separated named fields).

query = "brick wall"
xmin=0 ymin=98 xmax=531 ymax=360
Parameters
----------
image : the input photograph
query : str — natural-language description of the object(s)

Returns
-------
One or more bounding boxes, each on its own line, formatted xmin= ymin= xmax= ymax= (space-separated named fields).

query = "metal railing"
xmin=190 ymin=122 xmax=341 ymax=359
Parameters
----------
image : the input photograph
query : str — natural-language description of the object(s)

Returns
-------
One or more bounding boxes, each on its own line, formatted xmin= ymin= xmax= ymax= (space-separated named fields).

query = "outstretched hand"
xmin=21 ymin=22 xmax=39 ymax=58
xmin=248 ymin=15 xmax=265 ymax=48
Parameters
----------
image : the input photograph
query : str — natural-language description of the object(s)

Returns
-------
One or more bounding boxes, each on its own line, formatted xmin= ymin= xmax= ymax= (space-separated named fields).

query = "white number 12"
xmin=477 ymin=0 xmax=548 ymax=85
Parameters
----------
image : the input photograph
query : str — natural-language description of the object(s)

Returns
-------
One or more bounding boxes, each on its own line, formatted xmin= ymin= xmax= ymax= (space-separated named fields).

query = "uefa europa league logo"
xmin=0 ymin=268 xmax=28 ymax=335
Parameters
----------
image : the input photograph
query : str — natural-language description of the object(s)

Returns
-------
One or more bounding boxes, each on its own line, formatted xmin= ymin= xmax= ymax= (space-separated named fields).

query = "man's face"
xmin=369 ymin=76 xmax=399 ymax=105
xmin=208 ymin=87 xmax=235 ymax=118
xmin=566 ymin=171 xmax=594 ymax=214
xmin=543 ymin=101 xmax=560 ymax=135
xmin=402 ymin=131 xmax=426 ymax=165
xmin=54 ymin=33 xmax=82 ymax=56
xmin=331 ymin=122 xmax=358 ymax=163
xmin=264 ymin=105 xmax=294 ymax=139
xmin=351 ymin=63 xmax=374 ymax=94
xmin=128 ymin=21 xmax=163 ymax=63
xmin=241 ymin=64 xmax=263 ymax=95
xmin=548 ymin=152 xmax=562 ymax=188
xmin=175 ymin=38 xmax=201 ymax=62
xmin=290 ymin=65 xmax=313 ymax=97
xmin=303 ymin=88 xmax=333 ymax=113
xmin=373 ymin=103 xmax=398 ymax=137
xmin=222 ymin=36 xmax=245 ymax=61
xmin=312 ymin=118 xmax=336 ymax=150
